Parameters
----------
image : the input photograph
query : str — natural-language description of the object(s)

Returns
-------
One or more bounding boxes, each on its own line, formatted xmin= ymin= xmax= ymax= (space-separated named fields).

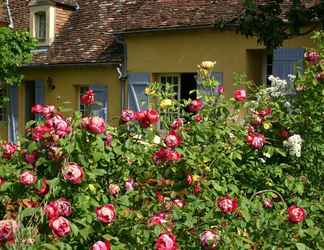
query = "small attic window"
xmin=35 ymin=11 xmax=46 ymax=41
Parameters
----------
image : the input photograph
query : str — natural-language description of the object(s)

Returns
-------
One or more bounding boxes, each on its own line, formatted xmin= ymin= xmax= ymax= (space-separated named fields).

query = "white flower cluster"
xmin=283 ymin=134 xmax=303 ymax=157
xmin=266 ymin=75 xmax=295 ymax=97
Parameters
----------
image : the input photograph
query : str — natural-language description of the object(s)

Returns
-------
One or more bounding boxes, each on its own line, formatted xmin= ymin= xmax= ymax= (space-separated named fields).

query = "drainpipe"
xmin=6 ymin=0 xmax=14 ymax=28
xmin=115 ymin=35 xmax=128 ymax=110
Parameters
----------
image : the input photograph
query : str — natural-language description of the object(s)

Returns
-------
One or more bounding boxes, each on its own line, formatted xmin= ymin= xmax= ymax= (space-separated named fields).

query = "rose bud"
xmin=155 ymin=233 xmax=178 ymax=250
xmin=80 ymin=88 xmax=95 ymax=105
xmin=44 ymin=202 xmax=59 ymax=220
xmin=263 ymin=198 xmax=273 ymax=209
xmin=96 ymin=204 xmax=116 ymax=224
xmin=148 ymin=212 xmax=167 ymax=226
xmin=125 ymin=178 xmax=135 ymax=192
xmin=35 ymin=177 xmax=49 ymax=196
xmin=194 ymin=183 xmax=201 ymax=194
xmin=49 ymin=216 xmax=71 ymax=237
xmin=288 ymin=205 xmax=306 ymax=224
xmin=62 ymin=162 xmax=85 ymax=184
xmin=200 ymin=229 xmax=220 ymax=250
xmin=84 ymin=116 xmax=106 ymax=134
xmin=1 ymin=142 xmax=17 ymax=160
xmin=173 ymin=199 xmax=185 ymax=208
xmin=164 ymin=131 xmax=182 ymax=148
xmin=234 ymin=89 xmax=247 ymax=102
xmin=120 ymin=109 xmax=135 ymax=123
xmin=56 ymin=198 xmax=73 ymax=217
xmin=19 ymin=171 xmax=37 ymax=186
xmin=316 ymin=71 xmax=324 ymax=82
xmin=193 ymin=114 xmax=203 ymax=123
xmin=304 ymin=51 xmax=320 ymax=64
xmin=217 ymin=195 xmax=238 ymax=214
xmin=187 ymin=99 xmax=204 ymax=113
xmin=0 ymin=219 xmax=18 ymax=243
xmin=146 ymin=109 xmax=160 ymax=124
xmin=108 ymin=184 xmax=120 ymax=197
xmin=170 ymin=118 xmax=184 ymax=130
xmin=24 ymin=151 xmax=38 ymax=165
xmin=91 ymin=240 xmax=111 ymax=250
xmin=215 ymin=85 xmax=224 ymax=94
xmin=186 ymin=175 xmax=193 ymax=185
xmin=104 ymin=133 xmax=113 ymax=147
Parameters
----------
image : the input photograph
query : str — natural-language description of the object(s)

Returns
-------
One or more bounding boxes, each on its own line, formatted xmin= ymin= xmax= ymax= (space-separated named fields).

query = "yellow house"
xmin=0 ymin=0 xmax=317 ymax=141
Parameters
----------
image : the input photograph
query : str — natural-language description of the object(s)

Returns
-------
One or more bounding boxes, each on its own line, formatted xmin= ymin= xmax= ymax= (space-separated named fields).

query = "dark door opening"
xmin=180 ymin=73 xmax=197 ymax=100
xmin=25 ymin=81 xmax=36 ymax=123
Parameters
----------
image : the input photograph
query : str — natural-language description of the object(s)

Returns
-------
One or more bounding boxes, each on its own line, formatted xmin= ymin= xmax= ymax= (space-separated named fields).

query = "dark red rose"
xmin=217 ymin=195 xmax=238 ymax=214
xmin=288 ymin=205 xmax=305 ymax=224
xmin=187 ymin=99 xmax=204 ymax=113
xmin=80 ymin=88 xmax=95 ymax=105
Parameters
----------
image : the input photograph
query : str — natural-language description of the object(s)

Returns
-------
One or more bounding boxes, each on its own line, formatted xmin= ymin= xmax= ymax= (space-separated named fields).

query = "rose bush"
xmin=0 ymin=32 xmax=323 ymax=249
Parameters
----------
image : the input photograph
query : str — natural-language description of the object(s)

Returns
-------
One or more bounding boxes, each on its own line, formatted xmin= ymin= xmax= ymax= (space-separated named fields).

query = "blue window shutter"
xmin=8 ymin=85 xmax=19 ymax=143
xmin=272 ymin=48 xmax=305 ymax=80
xmin=91 ymin=85 xmax=108 ymax=120
xmin=198 ymin=72 xmax=223 ymax=95
xmin=35 ymin=80 xmax=45 ymax=104
xmin=128 ymin=73 xmax=149 ymax=112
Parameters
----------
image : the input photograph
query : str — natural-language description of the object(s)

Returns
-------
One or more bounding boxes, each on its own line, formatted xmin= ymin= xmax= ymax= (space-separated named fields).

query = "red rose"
xmin=46 ymin=115 xmax=71 ymax=138
xmin=0 ymin=177 xmax=5 ymax=186
xmin=146 ymin=109 xmax=160 ymax=124
xmin=1 ymin=143 xmax=17 ymax=160
xmin=49 ymin=216 xmax=71 ymax=237
xmin=170 ymin=118 xmax=184 ymax=130
xmin=32 ymin=124 xmax=51 ymax=141
xmin=0 ymin=219 xmax=18 ymax=243
xmin=96 ymin=204 xmax=116 ymax=224
xmin=148 ymin=212 xmax=167 ymax=226
xmin=193 ymin=114 xmax=203 ymax=123
xmin=44 ymin=202 xmax=59 ymax=220
xmin=62 ymin=163 xmax=85 ymax=184
xmin=108 ymin=184 xmax=120 ymax=197
xmin=153 ymin=148 xmax=181 ymax=165
xmin=91 ymin=240 xmax=111 ymax=250
xmin=316 ymin=71 xmax=324 ymax=82
xmin=56 ymin=198 xmax=73 ymax=217
xmin=155 ymin=233 xmax=178 ymax=250
xmin=247 ymin=133 xmax=265 ymax=150
xmin=257 ymin=108 xmax=272 ymax=117
xmin=187 ymin=99 xmax=204 ymax=113
xmin=19 ymin=171 xmax=37 ymax=186
xmin=83 ymin=116 xmax=106 ymax=134
xmin=279 ymin=129 xmax=289 ymax=139
xmin=217 ymin=195 xmax=238 ymax=214
xmin=32 ymin=104 xmax=56 ymax=118
xmin=194 ymin=183 xmax=201 ymax=194
xmin=164 ymin=131 xmax=182 ymax=148
xmin=234 ymin=89 xmax=247 ymax=102
xmin=304 ymin=51 xmax=320 ymax=65
xmin=31 ymin=104 xmax=44 ymax=114
xmin=200 ymin=230 xmax=220 ymax=250
xmin=35 ymin=177 xmax=49 ymax=196
xmin=156 ymin=191 xmax=166 ymax=203
xmin=24 ymin=151 xmax=38 ymax=165
xmin=288 ymin=205 xmax=305 ymax=224
xmin=186 ymin=175 xmax=193 ymax=185
xmin=120 ymin=109 xmax=135 ymax=123
xmin=80 ymin=88 xmax=95 ymax=105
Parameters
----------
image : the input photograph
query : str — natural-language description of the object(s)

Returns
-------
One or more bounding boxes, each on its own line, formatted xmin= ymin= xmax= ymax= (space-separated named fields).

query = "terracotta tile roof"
xmin=8 ymin=0 xmax=320 ymax=65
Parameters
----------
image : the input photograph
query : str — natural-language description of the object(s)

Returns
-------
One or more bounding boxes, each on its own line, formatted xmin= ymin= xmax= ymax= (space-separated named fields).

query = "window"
xmin=35 ymin=11 xmax=46 ymax=41
xmin=0 ymin=88 xmax=7 ymax=122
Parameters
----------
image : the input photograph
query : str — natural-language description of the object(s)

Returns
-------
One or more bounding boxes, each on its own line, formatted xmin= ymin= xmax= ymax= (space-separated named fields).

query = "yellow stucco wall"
xmin=0 ymin=66 xmax=121 ymax=139
xmin=126 ymin=29 xmax=315 ymax=96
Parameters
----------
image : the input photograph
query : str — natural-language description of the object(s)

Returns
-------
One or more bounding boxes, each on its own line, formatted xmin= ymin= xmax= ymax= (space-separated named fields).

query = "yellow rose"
xmin=263 ymin=121 xmax=272 ymax=130
xmin=144 ymin=87 xmax=155 ymax=95
xmin=192 ymin=175 xmax=200 ymax=182
xmin=160 ymin=99 xmax=173 ymax=109
xmin=200 ymin=61 xmax=216 ymax=70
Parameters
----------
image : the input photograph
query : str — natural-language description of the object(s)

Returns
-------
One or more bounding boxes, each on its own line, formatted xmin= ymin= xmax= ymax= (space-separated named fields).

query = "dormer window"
xmin=35 ymin=11 xmax=46 ymax=42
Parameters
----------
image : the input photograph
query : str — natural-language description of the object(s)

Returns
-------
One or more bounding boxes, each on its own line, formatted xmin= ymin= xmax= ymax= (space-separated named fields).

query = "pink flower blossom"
xmin=173 ymin=199 xmax=185 ymax=208
xmin=288 ymin=205 xmax=305 ymax=224
xmin=164 ymin=131 xmax=182 ymax=148
xmin=0 ymin=219 xmax=18 ymax=243
xmin=32 ymin=124 xmax=51 ymax=141
xmin=200 ymin=230 xmax=220 ymax=250
xmin=234 ymin=89 xmax=247 ymax=102
xmin=1 ymin=143 xmax=17 ymax=160
xmin=155 ymin=233 xmax=178 ymax=250
xmin=120 ymin=109 xmax=135 ymax=123
xmin=80 ymin=88 xmax=95 ymax=105
xmin=104 ymin=133 xmax=113 ymax=147
xmin=304 ymin=51 xmax=320 ymax=64
xmin=187 ymin=99 xmax=204 ymax=113
xmin=148 ymin=212 xmax=167 ymax=226
xmin=91 ymin=240 xmax=111 ymax=250
xmin=24 ymin=151 xmax=38 ymax=165
xmin=193 ymin=114 xmax=203 ymax=123
xmin=56 ymin=198 xmax=73 ymax=217
xmin=108 ymin=184 xmax=120 ymax=197
xmin=247 ymin=133 xmax=265 ymax=150
xmin=19 ymin=171 xmax=37 ymax=186
xmin=49 ymin=216 xmax=71 ymax=237
xmin=135 ymin=109 xmax=160 ymax=128
xmin=96 ymin=204 xmax=116 ymax=224
xmin=170 ymin=118 xmax=184 ymax=130
xmin=125 ymin=178 xmax=135 ymax=192
xmin=62 ymin=163 xmax=85 ymax=184
xmin=217 ymin=195 xmax=238 ymax=214
xmin=35 ymin=177 xmax=49 ymax=196
xmin=82 ymin=116 xmax=106 ymax=134
xmin=44 ymin=202 xmax=59 ymax=220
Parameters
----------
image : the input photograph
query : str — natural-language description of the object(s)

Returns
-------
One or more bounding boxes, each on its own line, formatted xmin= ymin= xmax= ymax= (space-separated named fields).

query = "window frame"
xmin=34 ymin=11 xmax=47 ymax=42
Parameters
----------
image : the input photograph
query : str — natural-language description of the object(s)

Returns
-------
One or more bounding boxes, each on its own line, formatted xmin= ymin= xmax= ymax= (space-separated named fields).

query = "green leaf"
xmin=296 ymin=243 xmax=308 ymax=250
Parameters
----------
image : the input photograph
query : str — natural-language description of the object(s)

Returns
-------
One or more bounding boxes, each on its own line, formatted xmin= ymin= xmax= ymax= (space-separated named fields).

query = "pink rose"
xmin=288 ymin=205 xmax=305 ymax=224
xmin=24 ymin=151 xmax=38 ymax=165
xmin=200 ymin=230 xmax=220 ymax=250
xmin=247 ymin=133 xmax=265 ymax=150
xmin=155 ymin=233 xmax=178 ymax=250
xmin=217 ymin=195 xmax=238 ymax=214
xmin=148 ymin=212 xmax=167 ymax=226
xmin=49 ymin=216 xmax=71 ymax=237
xmin=0 ymin=177 xmax=5 ymax=186
xmin=304 ymin=51 xmax=320 ymax=64
xmin=194 ymin=183 xmax=201 ymax=194
xmin=173 ymin=199 xmax=185 ymax=208
xmin=96 ymin=204 xmax=116 ymax=224
xmin=19 ymin=171 xmax=37 ymax=186
xmin=80 ymin=88 xmax=95 ymax=105
xmin=193 ymin=114 xmax=203 ymax=123
xmin=263 ymin=198 xmax=273 ymax=209
xmin=91 ymin=240 xmax=111 ymax=250
xmin=0 ymin=219 xmax=18 ymax=243
xmin=83 ymin=117 xmax=106 ymax=134
xmin=120 ymin=109 xmax=135 ymax=123
xmin=316 ymin=71 xmax=324 ymax=82
xmin=125 ymin=178 xmax=135 ymax=192
xmin=1 ymin=143 xmax=17 ymax=160
xmin=46 ymin=115 xmax=71 ymax=138
xmin=108 ymin=184 xmax=120 ymax=197
xmin=104 ymin=133 xmax=113 ymax=147
xmin=216 ymin=85 xmax=224 ymax=94
xmin=135 ymin=109 xmax=160 ymax=128
xmin=146 ymin=109 xmax=160 ymax=124
xmin=234 ymin=89 xmax=247 ymax=102
xmin=187 ymin=99 xmax=204 ymax=113
xmin=164 ymin=131 xmax=182 ymax=148
xmin=32 ymin=104 xmax=56 ymax=118
xmin=32 ymin=124 xmax=51 ymax=141
xmin=62 ymin=163 xmax=85 ymax=184
xmin=170 ymin=118 xmax=184 ymax=130
xmin=186 ymin=175 xmax=193 ymax=185
xmin=257 ymin=108 xmax=272 ymax=118
xmin=56 ymin=198 xmax=73 ymax=217
xmin=44 ymin=202 xmax=59 ymax=220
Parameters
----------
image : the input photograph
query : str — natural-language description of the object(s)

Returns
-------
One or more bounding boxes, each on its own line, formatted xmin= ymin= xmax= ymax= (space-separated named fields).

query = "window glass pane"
xmin=35 ymin=12 xmax=46 ymax=41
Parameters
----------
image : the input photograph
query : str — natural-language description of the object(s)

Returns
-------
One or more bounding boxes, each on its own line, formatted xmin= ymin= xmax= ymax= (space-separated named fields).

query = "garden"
xmin=0 ymin=31 xmax=323 ymax=249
